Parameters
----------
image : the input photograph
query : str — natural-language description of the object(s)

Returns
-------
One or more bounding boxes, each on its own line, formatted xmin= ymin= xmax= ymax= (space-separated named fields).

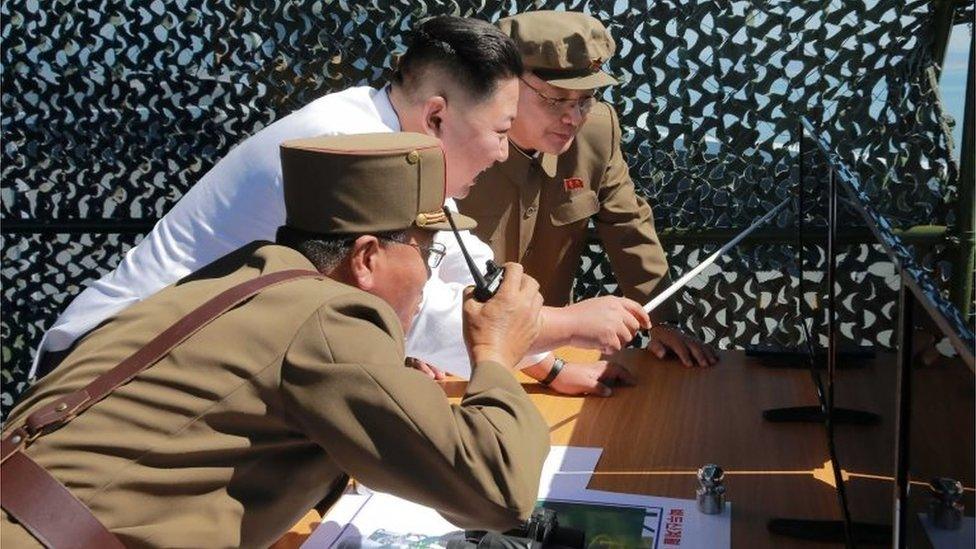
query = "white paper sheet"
xmin=539 ymin=445 xmax=603 ymax=494
xmin=305 ymin=446 xmax=602 ymax=548
xmin=304 ymin=446 xmax=731 ymax=549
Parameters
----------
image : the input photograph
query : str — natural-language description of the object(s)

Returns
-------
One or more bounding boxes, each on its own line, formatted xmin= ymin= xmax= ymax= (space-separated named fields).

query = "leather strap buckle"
xmin=24 ymin=391 xmax=91 ymax=439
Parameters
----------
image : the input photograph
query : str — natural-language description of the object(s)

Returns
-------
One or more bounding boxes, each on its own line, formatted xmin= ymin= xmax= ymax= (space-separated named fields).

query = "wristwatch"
xmin=650 ymin=321 xmax=683 ymax=335
xmin=539 ymin=357 xmax=565 ymax=386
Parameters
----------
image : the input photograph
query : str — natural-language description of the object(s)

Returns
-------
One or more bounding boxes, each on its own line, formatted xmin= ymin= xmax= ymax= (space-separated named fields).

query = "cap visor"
xmin=418 ymin=211 xmax=477 ymax=232
xmin=544 ymin=70 xmax=618 ymax=90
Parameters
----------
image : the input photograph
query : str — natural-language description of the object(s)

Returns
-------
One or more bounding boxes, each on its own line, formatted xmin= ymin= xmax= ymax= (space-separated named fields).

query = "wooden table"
xmin=830 ymin=351 xmax=975 ymax=546
xmin=275 ymin=348 xmax=974 ymax=548
xmin=532 ymin=348 xmax=843 ymax=548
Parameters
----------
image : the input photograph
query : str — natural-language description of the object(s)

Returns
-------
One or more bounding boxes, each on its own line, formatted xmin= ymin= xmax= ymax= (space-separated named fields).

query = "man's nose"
xmin=562 ymin=103 xmax=584 ymax=127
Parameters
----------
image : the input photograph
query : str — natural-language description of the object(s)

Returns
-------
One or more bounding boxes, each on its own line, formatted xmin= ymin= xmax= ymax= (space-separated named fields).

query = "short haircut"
xmin=276 ymin=226 xmax=409 ymax=274
xmin=392 ymin=16 xmax=523 ymax=102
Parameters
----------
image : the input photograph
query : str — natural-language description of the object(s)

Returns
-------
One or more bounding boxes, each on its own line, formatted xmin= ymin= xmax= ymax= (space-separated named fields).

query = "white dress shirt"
xmin=33 ymin=86 xmax=529 ymax=380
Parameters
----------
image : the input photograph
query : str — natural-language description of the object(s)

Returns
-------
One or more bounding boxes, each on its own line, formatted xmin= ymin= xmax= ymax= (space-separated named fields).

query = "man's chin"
xmin=402 ymin=300 xmax=423 ymax=334
xmin=544 ymin=134 xmax=576 ymax=155
xmin=448 ymin=182 xmax=474 ymax=199
xmin=401 ymin=313 xmax=416 ymax=335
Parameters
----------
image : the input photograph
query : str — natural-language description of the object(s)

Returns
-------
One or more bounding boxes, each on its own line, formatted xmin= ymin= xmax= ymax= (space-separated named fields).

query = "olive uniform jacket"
xmin=458 ymin=103 xmax=676 ymax=322
xmin=1 ymin=243 xmax=549 ymax=548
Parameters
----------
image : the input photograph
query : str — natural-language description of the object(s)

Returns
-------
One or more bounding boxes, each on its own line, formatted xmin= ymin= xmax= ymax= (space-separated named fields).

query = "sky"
xmin=939 ymin=23 xmax=972 ymax=160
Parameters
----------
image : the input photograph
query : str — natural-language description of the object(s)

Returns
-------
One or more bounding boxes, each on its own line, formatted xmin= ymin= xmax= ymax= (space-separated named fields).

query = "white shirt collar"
xmin=372 ymin=86 xmax=401 ymax=131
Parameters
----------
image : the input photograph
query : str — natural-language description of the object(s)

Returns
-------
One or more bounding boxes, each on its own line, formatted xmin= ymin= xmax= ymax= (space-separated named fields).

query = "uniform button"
xmin=11 ymin=435 xmax=22 ymax=444
xmin=524 ymin=206 xmax=537 ymax=218
xmin=56 ymin=402 xmax=68 ymax=412
xmin=406 ymin=150 xmax=420 ymax=164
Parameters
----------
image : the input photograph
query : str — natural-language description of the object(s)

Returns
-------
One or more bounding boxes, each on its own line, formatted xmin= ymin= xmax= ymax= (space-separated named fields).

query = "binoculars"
xmin=446 ymin=508 xmax=585 ymax=549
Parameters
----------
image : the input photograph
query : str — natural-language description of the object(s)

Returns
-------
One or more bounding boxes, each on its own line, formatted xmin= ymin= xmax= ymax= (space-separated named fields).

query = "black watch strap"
xmin=650 ymin=321 xmax=683 ymax=334
xmin=540 ymin=357 xmax=565 ymax=386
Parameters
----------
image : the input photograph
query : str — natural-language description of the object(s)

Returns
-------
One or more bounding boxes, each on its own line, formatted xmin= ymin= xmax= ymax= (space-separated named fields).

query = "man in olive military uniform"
xmin=1 ymin=133 xmax=549 ymax=548
xmin=458 ymin=11 xmax=718 ymax=396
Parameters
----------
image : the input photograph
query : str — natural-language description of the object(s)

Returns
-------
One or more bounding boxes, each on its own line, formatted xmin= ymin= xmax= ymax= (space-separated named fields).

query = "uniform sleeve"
xmin=593 ymin=106 xmax=678 ymax=323
xmin=280 ymin=294 xmax=550 ymax=531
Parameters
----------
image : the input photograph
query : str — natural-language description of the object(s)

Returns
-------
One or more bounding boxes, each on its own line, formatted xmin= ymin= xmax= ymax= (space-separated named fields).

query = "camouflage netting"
xmin=1 ymin=0 xmax=969 ymax=414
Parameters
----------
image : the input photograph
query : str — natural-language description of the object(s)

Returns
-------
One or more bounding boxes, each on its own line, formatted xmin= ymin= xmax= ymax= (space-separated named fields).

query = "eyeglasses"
xmin=380 ymin=237 xmax=446 ymax=270
xmin=520 ymin=77 xmax=597 ymax=116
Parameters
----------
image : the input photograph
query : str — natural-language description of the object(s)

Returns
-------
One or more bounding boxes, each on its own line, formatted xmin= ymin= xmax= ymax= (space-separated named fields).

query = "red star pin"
xmin=563 ymin=177 xmax=584 ymax=191
xmin=588 ymin=57 xmax=603 ymax=72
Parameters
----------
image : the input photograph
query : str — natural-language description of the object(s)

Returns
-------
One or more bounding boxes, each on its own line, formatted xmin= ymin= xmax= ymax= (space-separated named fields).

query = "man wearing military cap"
xmin=458 ymin=11 xmax=719 ymax=396
xmin=1 ymin=133 xmax=549 ymax=548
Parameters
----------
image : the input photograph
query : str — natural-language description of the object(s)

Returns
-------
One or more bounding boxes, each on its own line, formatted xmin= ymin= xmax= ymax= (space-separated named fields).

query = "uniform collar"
xmin=505 ymin=139 xmax=558 ymax=180
xmin=538 ymin=152 xmax=558 ymax=178
xmin=372 ymin=86 xmax=401 ymax=131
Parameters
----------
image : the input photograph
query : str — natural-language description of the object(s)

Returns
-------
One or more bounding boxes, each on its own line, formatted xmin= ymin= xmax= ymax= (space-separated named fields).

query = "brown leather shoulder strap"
xmin=2 ymin=451 xmax=126 ymax=549
xmin=0 ymin=268 xmax=321 ymax=548
xmin=2 ymin=268 xmax=321 ymax=461
xmin=25 ymin=269 xmax=320 ymax=448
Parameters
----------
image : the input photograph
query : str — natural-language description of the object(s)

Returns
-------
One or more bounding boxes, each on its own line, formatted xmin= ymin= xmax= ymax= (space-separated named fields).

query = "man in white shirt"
xmin=33 ymin=16 xmax=647 ymax=395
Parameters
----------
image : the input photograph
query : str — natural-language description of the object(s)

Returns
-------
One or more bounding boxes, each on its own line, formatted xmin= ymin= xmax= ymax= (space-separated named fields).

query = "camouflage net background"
xmin=1 ymin=0 xmax=970 ymax=413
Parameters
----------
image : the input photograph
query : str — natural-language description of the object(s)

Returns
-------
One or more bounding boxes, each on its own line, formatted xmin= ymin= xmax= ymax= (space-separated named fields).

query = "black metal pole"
xmin=826 ymin=166 xmax=856 ymax=548
xmin=799 ymin=124 xmax=827 ymax=412
xmin=800 ymin=122 xmax=827 ymax=410
xmin=892 ymin=279 xmax=915 ymax=548
xmin=825 ymin=169 xmax=837 ymax=432
xmin=798 ymin=123 xmax=809 ymax=354
xmin=827 ymin=166 xmax=837 ymax=445
xmin=950 ymin=27 xmax=975 ymax=319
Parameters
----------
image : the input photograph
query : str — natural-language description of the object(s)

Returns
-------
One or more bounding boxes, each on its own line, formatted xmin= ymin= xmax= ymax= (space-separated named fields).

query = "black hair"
xmin=392 ymin=16 xmax=523 ymax=102
xmin=276 ymin=226 xmax=409 ymax=274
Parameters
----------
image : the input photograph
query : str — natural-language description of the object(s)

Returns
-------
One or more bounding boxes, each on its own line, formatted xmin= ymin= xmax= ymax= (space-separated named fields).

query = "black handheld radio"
xmin=442 ymin=206 xmax=504 ymax=302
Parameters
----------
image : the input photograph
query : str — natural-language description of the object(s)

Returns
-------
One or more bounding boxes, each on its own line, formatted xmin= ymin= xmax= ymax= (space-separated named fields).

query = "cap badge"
xmin=588 ymin=57 xmax=603 ymax=72
xmin=416 ymin=210 xmax=447 ymax=227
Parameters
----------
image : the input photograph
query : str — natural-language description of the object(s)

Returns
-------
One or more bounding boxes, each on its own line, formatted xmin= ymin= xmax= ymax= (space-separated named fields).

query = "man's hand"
xmin=523 ymin=355 xmax=636 ymax=397
xmin=648 ymin=324 xmax=718 ymax=368
xmin=561 ymin=296 xmax=651 ymax=355
xmin=463 ymin=263 xmax=544 ymax=368
xmin=550 ymin=360 xmax=636 ymax=397
xmin=405 ymin=357 xmax=447 ymax=380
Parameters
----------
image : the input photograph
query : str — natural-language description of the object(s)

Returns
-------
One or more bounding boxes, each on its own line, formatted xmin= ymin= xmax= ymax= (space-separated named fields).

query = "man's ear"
xmin=421 ymin=95 xmax=447 ymax=137
xmin=348 ymin=235 xmax=383 ymax=290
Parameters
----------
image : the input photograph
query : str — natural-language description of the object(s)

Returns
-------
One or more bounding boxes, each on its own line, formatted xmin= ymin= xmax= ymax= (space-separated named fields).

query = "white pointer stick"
xmin=644 ymin=196 xmax=793 ymax=313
